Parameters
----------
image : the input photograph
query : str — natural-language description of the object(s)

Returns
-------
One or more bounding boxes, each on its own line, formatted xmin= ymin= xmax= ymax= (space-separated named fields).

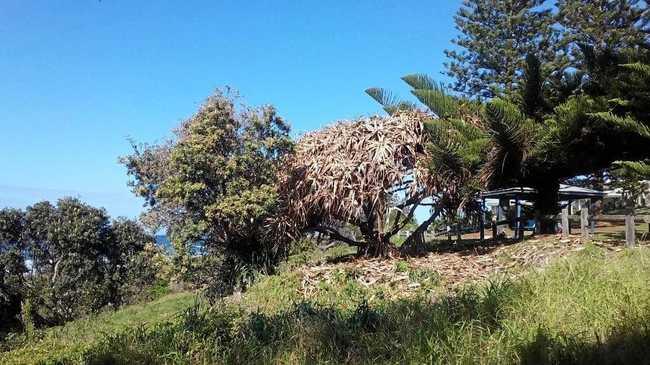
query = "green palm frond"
xmin=613 ymin=160 xmax=650 ymax=178
xmin=425 ymin=117 xmax=487 ymax=175
xmin=401 ymin=74 xmax=436 ymax=90
xmin=621 ymin=62 xmax=650 ymax=78
xmin=365 ymin=87 xmax=415 ymax=115
xmin=425 ymin=121 xmax=467 ymax=177
xmin=481 ymin=99 xmax=532 ymax=186
xmin=445 ymin=118 xmax=486 ymax=141
xmin=590 ymin=112 xmax=650 ymax=138
xmin=485 ymin=99 xmax=529 ymax=134
xmin=411 ymin=87 xmax=459 ymax=119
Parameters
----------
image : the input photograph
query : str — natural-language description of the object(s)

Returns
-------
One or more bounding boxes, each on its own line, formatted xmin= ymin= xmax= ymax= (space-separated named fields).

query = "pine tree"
xmin=557 ymin=0 xmax=649 ymax=58
xmin=444 ymin=0 xmax=557 ymax=99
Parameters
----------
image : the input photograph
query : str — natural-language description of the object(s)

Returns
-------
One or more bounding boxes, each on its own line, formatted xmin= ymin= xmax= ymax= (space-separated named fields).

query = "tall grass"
xmin=4 ymin=245 xmax=650 ymax=364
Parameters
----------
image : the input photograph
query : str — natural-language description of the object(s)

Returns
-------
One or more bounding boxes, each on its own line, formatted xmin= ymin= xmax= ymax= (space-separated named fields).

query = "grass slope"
xmin=0 ymin=292 xmax=196 ymax=364
xmin=3 ymin=241 xmax=650 ymax=364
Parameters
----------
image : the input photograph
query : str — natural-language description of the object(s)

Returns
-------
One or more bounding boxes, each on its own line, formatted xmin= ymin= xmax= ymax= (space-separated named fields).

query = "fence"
xmin=560 ymin=201 xmax=649 ymax=247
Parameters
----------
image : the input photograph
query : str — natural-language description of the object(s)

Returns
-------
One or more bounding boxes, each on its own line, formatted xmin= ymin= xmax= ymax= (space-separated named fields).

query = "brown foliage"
xmin=279 ymin=111 xmax=436 ymax=254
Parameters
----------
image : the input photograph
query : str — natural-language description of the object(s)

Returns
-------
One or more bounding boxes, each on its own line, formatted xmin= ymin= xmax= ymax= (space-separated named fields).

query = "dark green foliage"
xmin=0 ymin=199 xmax=158 ymax=332
xmin=121 ymin=89 xmax=295 ymax=298
xmin=444 ymin=0 xmax=557 ymax=98
xmin=110 ymin=219 xmax=159 ymax=304
xmin=0 ymin=209 xmax=27 ymax=333
xmin=557 ymin=0 xmax=649 ymax=57
xmin=445 ymin=0 xmax=648 ymax=101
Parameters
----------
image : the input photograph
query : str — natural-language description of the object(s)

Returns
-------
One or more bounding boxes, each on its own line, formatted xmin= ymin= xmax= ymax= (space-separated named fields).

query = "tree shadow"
xmin=518 ymin=322 xmax=650 ymax=365
xmin=402 ymin=237 xmax=522 ymax=257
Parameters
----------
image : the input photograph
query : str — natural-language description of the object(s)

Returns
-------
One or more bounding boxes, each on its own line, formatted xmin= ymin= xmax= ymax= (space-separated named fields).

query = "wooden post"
xmin=625 ymin=214 xmax=636 ymax=247
xmin=515 ymin=199 xmax=522 ymax=240
xmin=497 ymin=206 xmax=505 ymax=236
xmin=491 ymin=206 xmax=498 ymax=240
xmin=479 ymin=198 xmax=485 ymax=242
xmin=580 ymin=200 xmax=589 ymax=241
xmin=561 ymin=205 xmax=569 ymax=238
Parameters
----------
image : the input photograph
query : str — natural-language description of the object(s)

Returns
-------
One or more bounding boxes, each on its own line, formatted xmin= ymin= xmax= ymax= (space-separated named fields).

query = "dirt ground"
xmin=299 ymin=234 xmax=638 ymax=298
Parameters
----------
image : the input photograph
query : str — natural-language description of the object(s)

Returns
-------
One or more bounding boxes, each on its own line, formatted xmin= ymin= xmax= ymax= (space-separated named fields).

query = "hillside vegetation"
xmin=3 ymin=238 xmax=649 ymax=364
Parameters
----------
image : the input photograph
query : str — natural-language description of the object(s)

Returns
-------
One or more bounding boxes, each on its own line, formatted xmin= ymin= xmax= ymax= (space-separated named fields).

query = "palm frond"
xmin=411 ymin=87 xmax=459 ymax=119
xmin=621 ymin=62 xmax=650 ymax=78
xmin=401 ymin=74 xmax=436 ymax=90
xmin=613 ymin=160 xmax=650 ymax=178
xmin=481 ymin=99 xmax=532 ymax=187
xmin=590 ymin=112 xmax=650 ymax=139
xmin=365 ymin=88 xmax=415 ymax=115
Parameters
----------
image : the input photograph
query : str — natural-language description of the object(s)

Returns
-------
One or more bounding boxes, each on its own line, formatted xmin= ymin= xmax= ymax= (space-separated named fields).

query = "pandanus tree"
xmin=280 ymin=111 xmax=437 ymax=256
xmin=367 ymin=76 xmax=489 ymax=230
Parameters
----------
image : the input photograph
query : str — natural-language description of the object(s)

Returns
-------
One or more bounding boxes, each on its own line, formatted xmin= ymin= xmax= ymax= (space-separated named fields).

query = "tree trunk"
xmin=533 ymin=179 xmax=560 ymax=234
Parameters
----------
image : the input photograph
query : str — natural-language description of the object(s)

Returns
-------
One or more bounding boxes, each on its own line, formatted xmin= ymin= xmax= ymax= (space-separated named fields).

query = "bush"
xmin=0 ymin=199 xmax=161 ymax=331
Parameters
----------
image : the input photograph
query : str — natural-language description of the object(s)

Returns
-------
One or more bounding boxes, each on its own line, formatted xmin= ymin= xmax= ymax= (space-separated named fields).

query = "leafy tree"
xmin=444 ymin=0 xmax=557 ymax=98
xmin=24 ymin=198 xmax=117 ymax=323
xmin=0 ymin=209 xmax=27 ymax=332
xmin=121 ymin=89 xmax=294 ymax=297
xmin=0 ymin=199 xmax=157 ymax=328
xmin=110 ymin=218 xmax=159 ymax=304
xmin=482 ymin=49 xmax=650 ymax=231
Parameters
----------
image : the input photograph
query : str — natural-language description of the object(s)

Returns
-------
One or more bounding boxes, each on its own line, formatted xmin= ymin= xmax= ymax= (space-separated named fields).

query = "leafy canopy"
xmin=121 ymin=89 xmax=294 ymax=296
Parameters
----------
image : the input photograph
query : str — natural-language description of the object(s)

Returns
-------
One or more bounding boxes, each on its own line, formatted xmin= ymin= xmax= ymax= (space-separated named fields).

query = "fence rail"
xmin=558 ymin=201 xmax=648 ymax=247
xmin=480 ymin=201 xmax=648 ymax=247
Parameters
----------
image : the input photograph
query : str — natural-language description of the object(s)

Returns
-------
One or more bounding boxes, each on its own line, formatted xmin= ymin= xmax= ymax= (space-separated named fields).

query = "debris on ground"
xmin=298 ymin=235 xmax=630 ymax=298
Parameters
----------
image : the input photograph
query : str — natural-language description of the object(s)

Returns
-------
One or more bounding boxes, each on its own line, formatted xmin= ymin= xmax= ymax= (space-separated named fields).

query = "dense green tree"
xmin=0 ymin=209 xmax=27 ymax=332
xmin=557 ymin=0 xmax=649 ymax=56
xmin=24 ymin=199 xmax=117 ymax=323
xmin=1 ymin=199 xmax=157 ymax=329
xmin=482 ymin=49 xmax=650 ymax=231
xmin=445 ymin=0 xmax=648 ymax=101
xmin=444 ymin=0 xmax=557 ymax=98
xmin=121 ymin=89 xmax=294 ymax=297
xmin=110 ymin=218 xmax=158 ymax=304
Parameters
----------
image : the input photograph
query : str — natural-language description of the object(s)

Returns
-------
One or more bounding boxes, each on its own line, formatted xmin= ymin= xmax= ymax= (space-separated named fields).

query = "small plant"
xmin=394 ymin=260 xmax=410 ymax=273
xmin=20 ymin=299 xmax=35 ymax=340
xmin=408 ymin=267 xmax=440 ymax=285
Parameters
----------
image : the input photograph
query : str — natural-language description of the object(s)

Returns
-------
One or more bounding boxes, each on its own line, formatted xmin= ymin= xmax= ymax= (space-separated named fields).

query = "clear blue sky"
xmin=0 ymin=0 xmax=460 ymax=218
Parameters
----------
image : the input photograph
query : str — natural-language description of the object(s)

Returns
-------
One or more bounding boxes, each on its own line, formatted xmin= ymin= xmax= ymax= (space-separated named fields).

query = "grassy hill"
xmin=2 ymin=237 xmax=650 ymax=364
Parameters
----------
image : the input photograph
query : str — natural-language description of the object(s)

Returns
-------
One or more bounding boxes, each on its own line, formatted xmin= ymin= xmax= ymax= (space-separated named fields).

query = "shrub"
xmin=121 ymin=89 xmax=295 ymax=298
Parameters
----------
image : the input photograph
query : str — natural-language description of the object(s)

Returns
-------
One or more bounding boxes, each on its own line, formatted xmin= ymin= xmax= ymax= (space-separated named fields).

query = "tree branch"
xmin=312 ymin=226 xmax=364 ymax=247
xmin=400 ymin=207 xmax=441 ymax=253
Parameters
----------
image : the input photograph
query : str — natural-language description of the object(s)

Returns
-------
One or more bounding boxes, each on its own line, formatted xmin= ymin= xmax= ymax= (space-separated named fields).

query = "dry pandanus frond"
xmin=279 ymin=111 xmax=436 ymax=233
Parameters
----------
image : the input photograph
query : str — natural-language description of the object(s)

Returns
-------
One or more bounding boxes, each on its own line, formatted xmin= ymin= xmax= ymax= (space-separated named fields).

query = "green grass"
xmin=0 ymin=292 xmax=197 ymax=365
xmin=4 ymin=245 xmax=650 ymax=364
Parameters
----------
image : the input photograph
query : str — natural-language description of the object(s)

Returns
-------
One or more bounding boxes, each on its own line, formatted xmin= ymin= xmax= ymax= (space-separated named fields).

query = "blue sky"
xmin=0 ymin=0 xmax=460 ymax=218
